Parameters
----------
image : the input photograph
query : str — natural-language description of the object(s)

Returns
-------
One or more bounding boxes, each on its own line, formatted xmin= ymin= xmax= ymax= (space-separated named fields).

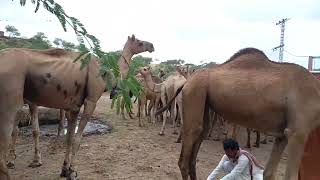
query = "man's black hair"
xmin=223 ymin=138 xmax=239 ymax=151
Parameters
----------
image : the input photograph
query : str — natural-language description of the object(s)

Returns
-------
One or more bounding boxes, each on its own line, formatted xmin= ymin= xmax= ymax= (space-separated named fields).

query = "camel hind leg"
xmin=246 ymin=128 xmax=251 ymax=148
xmin=1 ymin=101 xmax=22 ymax=179
xmin=0 ymin=113 xmax=12 ymax=180
xmin=178 ymin=82 xmax=207 ymax=180
xmin=6 ymin=120 xmax=19 ymax=169
xmin=254 ymin=130 xmax=260 ymax=147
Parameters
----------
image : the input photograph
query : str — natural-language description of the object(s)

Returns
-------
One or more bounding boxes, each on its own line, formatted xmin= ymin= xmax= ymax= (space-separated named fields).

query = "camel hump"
xmin=225 ymin=48 xmax=268 ymax=64
xmin=40 ymin=48 xmax=69 ymax=57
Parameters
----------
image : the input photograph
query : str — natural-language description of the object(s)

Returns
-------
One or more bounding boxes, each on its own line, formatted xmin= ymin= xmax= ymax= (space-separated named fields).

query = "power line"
xmin=283 ymin=50 xmax=310 ymax=58
xmin=284 ymin=50 xmax=320 ymax=58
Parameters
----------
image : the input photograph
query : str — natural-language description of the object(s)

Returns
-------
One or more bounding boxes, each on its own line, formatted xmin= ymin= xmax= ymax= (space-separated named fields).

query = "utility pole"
xmin=272 ymin=18 xmax=290 ymax=62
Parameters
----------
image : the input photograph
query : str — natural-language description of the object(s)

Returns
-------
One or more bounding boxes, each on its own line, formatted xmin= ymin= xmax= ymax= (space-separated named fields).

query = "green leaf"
xmin=116 ymin=97 xmax=121 ymax=115
xmin=73 ymin=50 xmax=89 ymax=62
xmin=34 ymin=0 xmax=40 ymax=13
xmin=80 ymin=53 xmax=91 ymax=70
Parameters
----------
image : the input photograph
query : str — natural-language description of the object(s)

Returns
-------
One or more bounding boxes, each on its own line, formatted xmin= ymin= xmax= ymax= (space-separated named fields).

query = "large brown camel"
xmin=156 ymin=48 xmax=320 ymax=180
xmin=0 ymin=35 xmax=154 ymax=180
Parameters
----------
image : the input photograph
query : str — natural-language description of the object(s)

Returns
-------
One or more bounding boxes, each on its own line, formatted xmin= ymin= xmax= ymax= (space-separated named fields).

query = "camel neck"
xmin=144 ymin=74 xmax=161 ymax=93
xmin=118 ymin=49 xmax=133 ymax=79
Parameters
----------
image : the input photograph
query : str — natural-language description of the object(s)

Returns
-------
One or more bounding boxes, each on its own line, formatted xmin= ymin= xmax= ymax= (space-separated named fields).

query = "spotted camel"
xmin=0 ymin=35 xmax=154 ymax=180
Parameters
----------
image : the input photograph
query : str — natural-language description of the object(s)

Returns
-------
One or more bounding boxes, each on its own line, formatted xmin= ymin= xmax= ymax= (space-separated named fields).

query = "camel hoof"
xmin=253 ymin=143 xmax=260 ymax=148
xmin=6 ymin=161 xmax=15 ymax=169
xmin=139 ymin=123 xmax=145 ymax=127
xmin=261 ymin=140 xmax=267 ymax=144
xmin=159 ymin=132 xmax=165 ymax=136
xmin=212 ymin=137 xmax=221 ymax=141
xmin=246 ymin=145 xmax=251 ymax=149
xmin=28 ymin=160 xmax=42 ymax=168
xmin=60 ymin=166 xmax=69 ymax=177
xmin=172 ymin=131 xmax=178 ymax=135
xmin=175 ymin=139 xmax=181 ymax=143
xmin=67 ymin=171 xmax=78 ymax=180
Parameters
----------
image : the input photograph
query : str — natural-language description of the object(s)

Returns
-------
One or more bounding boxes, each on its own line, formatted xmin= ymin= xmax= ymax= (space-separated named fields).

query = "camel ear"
xmin=131 ymin=34 xmax=135 ymax=41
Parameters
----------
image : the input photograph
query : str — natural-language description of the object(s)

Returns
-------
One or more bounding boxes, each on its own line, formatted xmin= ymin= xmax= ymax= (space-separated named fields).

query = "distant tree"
xmin=157 ymin=59 xmax=186 ymax=74
xmin=161 ymin=59 xmax=185 ymax=65
xmin=5 ymin=25 xmax=21 ymax=37
xmin=53 ymin=38 xmax=76 ymax=50
xmin=53 ymin=38 xmax=63 ymax=47
xmin=134 ymin=55 xmax=152 ymax=65
xmin=30 ymin=32 xmax=51 ymax=49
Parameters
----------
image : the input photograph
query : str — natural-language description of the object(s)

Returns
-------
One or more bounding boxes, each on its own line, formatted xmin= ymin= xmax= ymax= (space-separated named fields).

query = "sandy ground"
xmin=9 ymin=93 xmax=287 ymax=180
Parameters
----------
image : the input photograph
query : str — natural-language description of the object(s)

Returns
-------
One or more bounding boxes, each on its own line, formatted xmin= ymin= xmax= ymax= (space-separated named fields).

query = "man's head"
xmin=223 ymin=138 xmax=239 ymax=160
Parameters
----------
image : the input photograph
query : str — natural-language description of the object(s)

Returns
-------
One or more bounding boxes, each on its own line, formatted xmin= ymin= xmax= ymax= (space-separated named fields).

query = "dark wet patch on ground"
xmin=19 ymin=115 xmax=112 ymax=137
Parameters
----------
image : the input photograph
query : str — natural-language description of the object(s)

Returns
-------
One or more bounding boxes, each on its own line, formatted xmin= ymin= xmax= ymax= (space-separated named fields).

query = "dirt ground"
xmin=10 ymin=93 xmax=287 ymax=180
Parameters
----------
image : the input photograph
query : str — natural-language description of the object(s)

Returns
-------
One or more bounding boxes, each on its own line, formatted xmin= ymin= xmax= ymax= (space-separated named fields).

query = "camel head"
xmin=137 ymin=66 xmax=152 ymax=79
xmin=159 ymin=68 xmax=166 ymax=78
xmin=124 ymin=34 xmax=154 ymax=55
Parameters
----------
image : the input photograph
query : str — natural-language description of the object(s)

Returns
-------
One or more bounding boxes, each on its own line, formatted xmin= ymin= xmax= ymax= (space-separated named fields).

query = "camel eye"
xmin=139 ymin=42 xmax=143 ymax=46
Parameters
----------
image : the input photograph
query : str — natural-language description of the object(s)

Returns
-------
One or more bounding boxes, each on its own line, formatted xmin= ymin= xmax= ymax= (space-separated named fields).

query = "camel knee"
xmin=264 ymin=170 xmax=276 ymax=180
xmin=32 ymin=130 xmax=40 ymax=139
xmin=284 ymin=128 xmax=292 ymax=139
xmin=0 ymin=163 xmax=9 ymax=180
xmin=178 ymin=160 xmax=189 ymax=180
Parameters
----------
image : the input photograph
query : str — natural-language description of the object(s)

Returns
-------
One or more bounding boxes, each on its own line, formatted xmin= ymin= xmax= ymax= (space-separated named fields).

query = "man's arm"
xmin=207 ymin=155 xmax=228 ymax=180
xmin=220 ymin=155 xmax=249 ymax=180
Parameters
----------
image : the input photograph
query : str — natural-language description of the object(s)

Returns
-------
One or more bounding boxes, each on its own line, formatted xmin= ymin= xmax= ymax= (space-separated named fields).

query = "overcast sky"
xmin=0 ymin=0 xmax=319 ymax=68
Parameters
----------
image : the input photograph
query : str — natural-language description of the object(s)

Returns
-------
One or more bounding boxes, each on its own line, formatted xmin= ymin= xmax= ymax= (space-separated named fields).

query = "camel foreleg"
xmin=28 ymin=104 xmax=42 ymax=168
xmin=57 ymin=109 xmax=66 ymax=137
xmin=60 ymin=110 xmax=78 ymax=178
xmin=264 ymin=136 xmax=287 ymax=180
xmin=284 ymin=129 xmax=308 ymax=180
xmin=69 ymin=99 xmax=96 ymax=180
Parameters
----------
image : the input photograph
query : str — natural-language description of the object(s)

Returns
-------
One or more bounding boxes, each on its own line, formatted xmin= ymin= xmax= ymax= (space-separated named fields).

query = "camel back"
xmin=207 ymin=48 xmax=320 ymax=132
xmin=0 ymin=48 xmax=105 ymax=110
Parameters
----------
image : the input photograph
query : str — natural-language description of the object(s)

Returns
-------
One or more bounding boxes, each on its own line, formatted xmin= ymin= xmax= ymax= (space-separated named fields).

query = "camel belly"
xmin=208 ymin=71 xmax=287 ymax=134
xmin=24 ymin=71 xmax=86 ymax=110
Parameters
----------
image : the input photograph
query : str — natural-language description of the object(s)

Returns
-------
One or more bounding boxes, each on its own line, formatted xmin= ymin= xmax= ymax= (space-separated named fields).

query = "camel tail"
xmin=155 ymin=84 xmax=184 ymax=116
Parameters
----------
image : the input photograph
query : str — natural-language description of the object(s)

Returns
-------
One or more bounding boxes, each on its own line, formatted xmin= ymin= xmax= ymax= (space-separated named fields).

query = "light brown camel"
xmin=6 ymin=101 xmax=66 ymax=169
xmin=136 ymin=67 xmax=163 ymax=125
xmin=109 ymin=45 xmax=154 ymax=120
xmin=138 ymin=66 xmax=186 ymax=136
xmin=156 ymin=48 xmax=320 ymax=180
xmin=0 ymin=34 xmax=154 ymax=180
xmin=135 ymin=73 xmax=162 ymax=126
